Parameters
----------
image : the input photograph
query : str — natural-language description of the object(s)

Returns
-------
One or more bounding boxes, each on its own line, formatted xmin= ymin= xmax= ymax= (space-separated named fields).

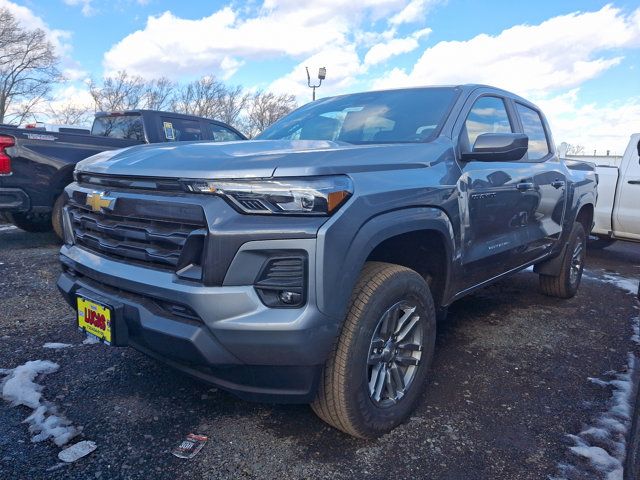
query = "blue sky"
xmin=3 ymin=0 xmax=640 ymax=153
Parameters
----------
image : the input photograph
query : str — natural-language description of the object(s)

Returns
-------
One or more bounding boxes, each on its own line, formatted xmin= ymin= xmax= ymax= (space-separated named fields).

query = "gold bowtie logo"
xmin=86 ymin=192 xmax=115 ymax=213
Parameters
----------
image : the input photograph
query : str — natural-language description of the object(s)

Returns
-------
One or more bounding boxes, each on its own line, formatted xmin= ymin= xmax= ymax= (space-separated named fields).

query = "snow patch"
xmin=82 ymin=335 xmax=100 ymax=345
xmin=557 ymin=353 xmax=637 ymax=479
xmin=1 ymin=360 xmax=79 ymax=447
xmin=43 ymin=343 xmax=73 ymax=350
xmin=0 ymin=225 xmax=17 ymax=232
xmin=585 ymin=271 xmax=639 ymax=296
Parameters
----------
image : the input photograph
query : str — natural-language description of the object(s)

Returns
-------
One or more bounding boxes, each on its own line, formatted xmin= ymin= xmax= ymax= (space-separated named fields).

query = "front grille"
xmin=67 ymin=197 xmax=206 ymax=273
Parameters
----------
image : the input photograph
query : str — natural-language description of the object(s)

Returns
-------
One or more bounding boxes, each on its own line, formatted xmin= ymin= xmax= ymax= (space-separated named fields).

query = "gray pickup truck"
xmin=57 ymin=85 xmax=597 ymax=438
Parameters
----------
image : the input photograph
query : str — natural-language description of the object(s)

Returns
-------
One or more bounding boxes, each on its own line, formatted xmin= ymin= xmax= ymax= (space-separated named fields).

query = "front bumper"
xmin=57 ymin=239 xmax=339 ymax=403
xmin=0 ymin=187 xmax=30 ymax=212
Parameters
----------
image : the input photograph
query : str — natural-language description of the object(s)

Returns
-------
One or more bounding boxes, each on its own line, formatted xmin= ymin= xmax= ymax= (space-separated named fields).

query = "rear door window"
xmin=461 ymin=96 xmax=513 ymax=152
xmin=161 ymin=117 xmax=203 ymax=142
xmin=515 ymin=103 xmax=550 ymax=160
xmin=91 ymin=115 xmax=145 ymax=141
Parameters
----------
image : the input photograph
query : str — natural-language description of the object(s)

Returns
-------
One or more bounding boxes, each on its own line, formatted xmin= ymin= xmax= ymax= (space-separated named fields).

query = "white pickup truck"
xmin=590 ymin=134 xmax=640 ymax=248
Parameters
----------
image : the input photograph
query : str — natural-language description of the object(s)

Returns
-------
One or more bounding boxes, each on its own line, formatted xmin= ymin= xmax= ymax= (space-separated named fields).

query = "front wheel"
xmin=539 ymin=222 xmax=586 ymax=299
xmin=51 ymin=194 xmax=66 ymax=240
xmin=312 ymin=262 xmax=436 ymax=438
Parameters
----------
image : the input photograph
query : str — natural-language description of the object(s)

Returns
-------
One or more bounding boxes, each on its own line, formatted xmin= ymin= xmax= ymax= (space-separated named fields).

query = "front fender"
xmin=315 ymin=206 xmax=456 ymax=321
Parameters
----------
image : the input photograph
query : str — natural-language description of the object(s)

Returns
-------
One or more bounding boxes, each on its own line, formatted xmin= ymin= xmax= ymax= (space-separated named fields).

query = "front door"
xmin=615 ymin=137 xmax=640 ymax=238
xmin=457 ymin=95 xmax=533 ymax=288
xmin=513 ymin=102 xmax=567 ymax=261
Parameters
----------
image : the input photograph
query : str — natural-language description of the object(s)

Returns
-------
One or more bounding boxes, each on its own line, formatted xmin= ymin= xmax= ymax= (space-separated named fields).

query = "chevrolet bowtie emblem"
xmin=86 ymin=192 xmax=115 ymax=213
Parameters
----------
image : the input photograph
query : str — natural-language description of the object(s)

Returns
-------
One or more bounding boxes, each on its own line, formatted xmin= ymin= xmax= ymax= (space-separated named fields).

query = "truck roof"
xmin=94 ymin=109 xmax=232 ymax=125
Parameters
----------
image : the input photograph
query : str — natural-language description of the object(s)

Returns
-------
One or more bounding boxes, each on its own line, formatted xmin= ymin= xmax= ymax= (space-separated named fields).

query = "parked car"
xmin=0 ymin=110 xmax=245 ymax=237
xmin=588 ymin=134 xmax=640 ymax=248
xmin=57 ymin=85 xmax=597 ymax=438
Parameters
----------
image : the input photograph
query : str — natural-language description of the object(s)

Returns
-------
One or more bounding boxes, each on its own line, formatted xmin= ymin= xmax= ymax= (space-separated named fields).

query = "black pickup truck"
xmin=0 ymin=110 xmax=245 ymax=237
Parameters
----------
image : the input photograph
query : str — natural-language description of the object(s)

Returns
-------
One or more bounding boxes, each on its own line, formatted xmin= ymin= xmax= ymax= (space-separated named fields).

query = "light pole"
xmin=306 ymin=66 xmax=326 ymax=101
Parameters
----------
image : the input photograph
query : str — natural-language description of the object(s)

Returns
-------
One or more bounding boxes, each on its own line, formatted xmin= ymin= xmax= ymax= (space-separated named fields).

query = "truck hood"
xmin=76 ymin=139 xmax=453 ymax=179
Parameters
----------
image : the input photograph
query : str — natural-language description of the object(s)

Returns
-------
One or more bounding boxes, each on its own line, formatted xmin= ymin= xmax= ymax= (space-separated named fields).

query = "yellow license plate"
xmin=77 ymin=296 xmax=113 ymax=344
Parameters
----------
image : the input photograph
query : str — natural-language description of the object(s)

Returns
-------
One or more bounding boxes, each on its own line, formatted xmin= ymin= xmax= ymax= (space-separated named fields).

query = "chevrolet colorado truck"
xmin=57 ymin=85 xmax=597 ymax=438
xmin=0 ymin=110 xmax=245 ymax=238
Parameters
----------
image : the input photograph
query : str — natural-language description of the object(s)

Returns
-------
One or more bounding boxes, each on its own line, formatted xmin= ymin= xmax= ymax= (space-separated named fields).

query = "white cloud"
xmin=390 ymin=0 xmax=440 ymax=26
xmin=373 ymin=5 xmax=640 ymax=97
xmin=537 ymin=90 xmax=640 ymax=155
xmin=62 ymin=68 xmax=89 ymax=82
xmin=364 ymin=27 xmax=431 ymax=66
xmin=63 ymin=0 xmax=95 ymax=17
xmin=269 ymin=44 xmax=365 ymax=100
xmin=102 ymin=1 xmax=430 ymax=80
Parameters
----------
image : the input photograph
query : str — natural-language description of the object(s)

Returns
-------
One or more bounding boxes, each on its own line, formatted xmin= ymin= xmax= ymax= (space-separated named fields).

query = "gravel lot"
xmin=1 ymin=226 xmax=639 ymax=479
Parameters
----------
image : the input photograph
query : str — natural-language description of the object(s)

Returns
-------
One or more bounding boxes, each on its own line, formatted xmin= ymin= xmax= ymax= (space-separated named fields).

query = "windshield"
xmin=257 ymin=88 xmax=458 ymax=144
xmin=91 ymin=115 xmax=145 ymax=141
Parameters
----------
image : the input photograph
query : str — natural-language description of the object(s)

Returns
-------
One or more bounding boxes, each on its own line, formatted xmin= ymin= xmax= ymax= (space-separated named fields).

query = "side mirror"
xmin=461 ymin=133 xmax=528 ymax=162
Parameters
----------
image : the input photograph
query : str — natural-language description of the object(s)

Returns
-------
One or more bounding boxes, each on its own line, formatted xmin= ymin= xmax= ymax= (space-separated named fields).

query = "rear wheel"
xmin=312 ymin=262 xmax=436 ymax=438
xmin=6 ymin=211 xmax=52 ymax=233
xmin=539 ymin=222 xmax=586 ymax=299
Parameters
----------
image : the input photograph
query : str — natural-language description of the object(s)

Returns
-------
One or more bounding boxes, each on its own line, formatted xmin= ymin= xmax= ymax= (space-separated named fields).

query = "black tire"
xmin=51 ymin=194 xmax=66 ymax=240
xmin=6 ymin=211 xmax=52 ymax=233
xmin=311 ymin=261 xmax=436 ymax=438
xmin=539 ymin=222 xmax=586 ymax=299
xmin=587 ymin=235 xmax=616 ymax=249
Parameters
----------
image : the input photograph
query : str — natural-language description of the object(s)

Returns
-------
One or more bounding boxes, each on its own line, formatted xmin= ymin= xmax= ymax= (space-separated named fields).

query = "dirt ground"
xmin=1 ymin=226 xmax=639 ymax=480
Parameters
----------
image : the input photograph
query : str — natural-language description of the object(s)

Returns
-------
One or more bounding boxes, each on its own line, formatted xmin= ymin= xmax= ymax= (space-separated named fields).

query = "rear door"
xmin=512 ymin=101 xmax=567 ymax=261
xmin=614 ymin=137 xmax=640 ymax=238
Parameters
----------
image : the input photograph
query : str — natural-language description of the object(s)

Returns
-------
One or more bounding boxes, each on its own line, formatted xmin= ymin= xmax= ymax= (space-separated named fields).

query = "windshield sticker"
xmin=22 ymin=133 xmax=56 ymax=141
xmin=163 ymin=122 xmax=175 ymax=141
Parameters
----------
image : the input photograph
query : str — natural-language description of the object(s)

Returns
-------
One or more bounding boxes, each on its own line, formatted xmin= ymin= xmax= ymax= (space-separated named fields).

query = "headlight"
xmin=184 ymin=176 xmax=353 ymax=215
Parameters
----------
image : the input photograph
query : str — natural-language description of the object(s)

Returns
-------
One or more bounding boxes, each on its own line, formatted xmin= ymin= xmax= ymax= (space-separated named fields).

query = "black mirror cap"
xmin=461 ymin=133 xmax=529 ymax=162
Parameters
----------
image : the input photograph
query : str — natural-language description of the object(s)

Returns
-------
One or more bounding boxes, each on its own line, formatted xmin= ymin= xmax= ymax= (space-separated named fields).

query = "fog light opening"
xmin=279 ymin=291 xmax=302 ymax=305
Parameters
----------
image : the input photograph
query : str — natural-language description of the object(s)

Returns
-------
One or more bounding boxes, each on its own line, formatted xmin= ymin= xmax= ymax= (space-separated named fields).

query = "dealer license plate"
xmin=77 ymin=296 xmax=113 ymax=345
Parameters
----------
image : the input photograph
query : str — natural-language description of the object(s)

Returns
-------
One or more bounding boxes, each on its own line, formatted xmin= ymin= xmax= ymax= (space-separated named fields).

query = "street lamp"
xmin=306 ymin=66 xmax=326 ymax=101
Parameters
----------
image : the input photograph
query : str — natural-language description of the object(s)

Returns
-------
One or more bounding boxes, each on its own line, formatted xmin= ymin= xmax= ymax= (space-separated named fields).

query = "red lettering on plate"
xmin=84 ymin=307 xmax=106 ymax=330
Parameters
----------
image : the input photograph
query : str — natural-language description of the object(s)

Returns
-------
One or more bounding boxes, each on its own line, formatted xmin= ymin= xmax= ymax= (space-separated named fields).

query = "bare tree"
xmin=89 ymin=70 xmax=146 ymax=111
xmin=171 ymin=76 xmax=248 ymax=128
xmin=0 ymin=8 xmax=61 ymax=124
xmin=243 ymin=91 xmax=297 ymax=138
xmin=171 ymin=76 xmax=227 ymax=118
xmin=47 ymin=103 xmax=91 ymax=126
xmin=144 ymin=77 xmax=175 ymax=111
xmin=565 ymin=144 xmax=585 ymax=156
xmin=216 ymin=85 xmax=249 ymax=126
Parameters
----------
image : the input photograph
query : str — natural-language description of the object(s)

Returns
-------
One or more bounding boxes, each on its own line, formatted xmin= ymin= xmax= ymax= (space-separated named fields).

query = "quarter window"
xmin=461 ymin=96 xmax=512 ymax=152
xmin=210 ymin=123 xmax=243 ymax=141
xmin=161 ymin=117 xmax=203 ymax=142
xmin=516 ymin=103 xmax=550 ymax=160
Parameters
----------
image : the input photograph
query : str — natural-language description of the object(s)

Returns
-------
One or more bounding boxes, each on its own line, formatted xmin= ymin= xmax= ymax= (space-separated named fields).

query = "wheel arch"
xmin=316 ymin=206 xmax=456 ymax=322
xmin=49 ymin=164 xmax=75 ymax=205
xmin=575 ymin=202 xmax=594 ymax=235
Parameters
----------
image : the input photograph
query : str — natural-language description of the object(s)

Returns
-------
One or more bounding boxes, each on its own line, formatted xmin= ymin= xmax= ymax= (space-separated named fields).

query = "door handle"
xmin=516 ymin=182 xmax=534 ymax=191
xmin=551 ymin=180 xmax=565 ymax=189
xmin=628 ymin=180 xmax=640 ymax=185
